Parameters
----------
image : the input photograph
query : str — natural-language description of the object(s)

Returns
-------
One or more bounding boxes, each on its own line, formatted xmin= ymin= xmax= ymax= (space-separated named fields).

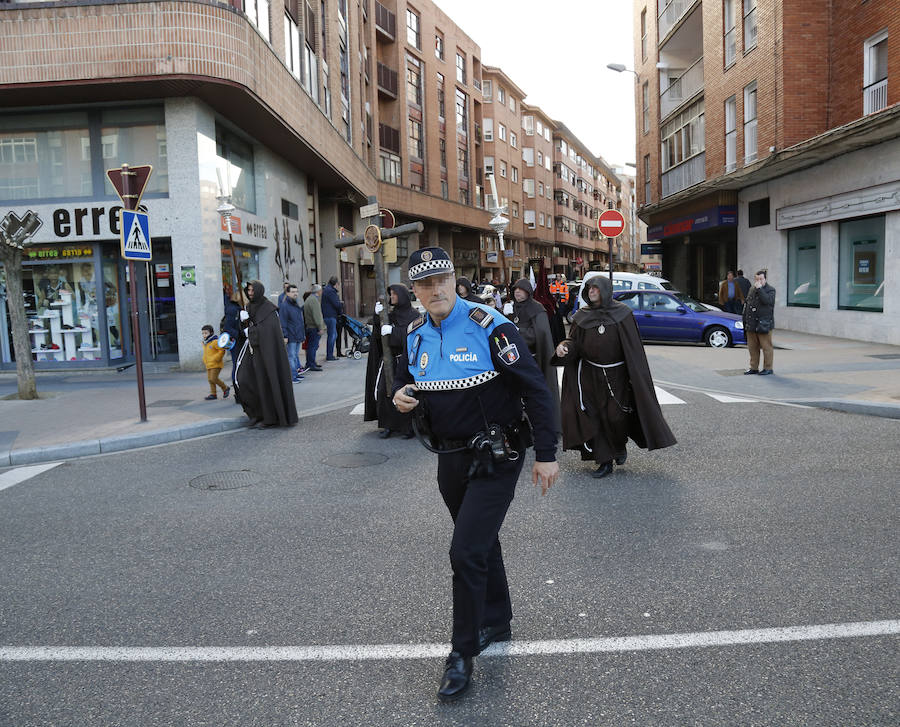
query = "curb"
xmin=784 ymin=399 xmax=900 ymax=420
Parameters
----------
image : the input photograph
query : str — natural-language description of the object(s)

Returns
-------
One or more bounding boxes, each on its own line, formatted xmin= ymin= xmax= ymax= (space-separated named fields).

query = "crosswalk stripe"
xmin=654 ymin=386 xmax=686 ymax=405
xmin=0 ymin=462 xmax=62 ymax=492
xmin=350 ymin=403 xmax=365 ymax=416
xmin=705 ymin=393 xmax=758 ymax=403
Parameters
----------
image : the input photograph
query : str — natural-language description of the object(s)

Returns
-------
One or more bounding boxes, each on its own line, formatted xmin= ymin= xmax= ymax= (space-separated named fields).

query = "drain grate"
xmin=867 ymin=354 xmax=900 ymax=360
xmin=148 ymin=399 xmax=192 ymax=408
xmin=189 ymin=470 xmax=260 ymax=490
xmin=322 ymin=452 xmax=389 ymax=468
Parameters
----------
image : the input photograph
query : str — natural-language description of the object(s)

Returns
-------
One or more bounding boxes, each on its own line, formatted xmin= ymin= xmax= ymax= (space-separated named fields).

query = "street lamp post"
xmin=216 ymin=195 xmax=245 ymax=308
xmin=487 ymin=174 xmax=509 ymax=290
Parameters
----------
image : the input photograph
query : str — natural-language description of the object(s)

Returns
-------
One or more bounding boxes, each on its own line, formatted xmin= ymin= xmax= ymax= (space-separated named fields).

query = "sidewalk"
xmin=0 ymin=355 xmax=368 ymax=467
xmin=1 ymin=329 xmax=898 ymax=467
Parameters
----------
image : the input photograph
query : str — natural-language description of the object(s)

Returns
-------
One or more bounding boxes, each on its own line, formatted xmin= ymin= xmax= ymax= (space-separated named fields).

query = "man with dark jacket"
xmin=303 ymin=284 xmax=327 ymax=371
xmin=321 ymin=276 xmax=344 ymax=361
xmin=279 ymin=283 xmax=306 ymax=383
xmin=742 ymin=270 xmax=776 ymax=376
xmin=735 ymin=269 xmax=752 ymax=301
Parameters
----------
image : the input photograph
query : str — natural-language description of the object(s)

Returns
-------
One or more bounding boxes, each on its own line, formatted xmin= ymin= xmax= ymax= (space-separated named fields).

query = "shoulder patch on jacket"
xmin=468 ymin=307 xmax=493 ymax=328
xmin=407 ymin=316 xmax=425 ymax=334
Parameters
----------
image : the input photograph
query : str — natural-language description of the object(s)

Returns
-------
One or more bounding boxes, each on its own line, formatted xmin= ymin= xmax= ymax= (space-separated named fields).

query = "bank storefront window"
xmin=787 ymin=225 xmax=820 ymax=307
xmin=838 ymin=215 xmax=884 ymax=312
xmin=221 ymin=243 xmax=260 ymax=297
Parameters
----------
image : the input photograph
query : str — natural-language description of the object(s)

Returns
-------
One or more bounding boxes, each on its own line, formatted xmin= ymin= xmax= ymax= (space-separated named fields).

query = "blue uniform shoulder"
xmin=407 ymin=316 xmax=425 ymax=335
xmin=459 ymin=299 xmax=512 ymax=333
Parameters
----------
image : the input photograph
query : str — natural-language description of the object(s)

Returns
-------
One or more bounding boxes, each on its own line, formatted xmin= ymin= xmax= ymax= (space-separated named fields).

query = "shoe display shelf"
xmin=31 ymin=291 xmax=101 ymax=362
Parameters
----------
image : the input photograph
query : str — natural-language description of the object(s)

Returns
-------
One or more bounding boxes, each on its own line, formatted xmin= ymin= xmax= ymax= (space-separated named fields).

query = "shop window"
xmin=838 ymin=215 xmax=884 ymax=312
xmin=215 ymin=124 xmax=256 ymax=213
xmin=787 ymin=226 xmax=820 ymax=308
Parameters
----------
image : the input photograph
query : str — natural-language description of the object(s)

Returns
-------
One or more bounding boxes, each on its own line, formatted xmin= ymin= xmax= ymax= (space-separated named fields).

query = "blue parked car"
xmin=614 ymin=290 xmax=746 ymax=348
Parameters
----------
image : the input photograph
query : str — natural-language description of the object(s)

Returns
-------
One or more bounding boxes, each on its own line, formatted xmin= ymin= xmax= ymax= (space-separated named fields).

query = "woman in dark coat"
xmin=511 ymin=278 xmax=561 ymax=436
xmin=552 ymin=275 xmax=676 ymax=478
xmin=234 ymin=280 xmax=298 ymax=428
xmin=364 ymin=285 xmax=419 ymax=438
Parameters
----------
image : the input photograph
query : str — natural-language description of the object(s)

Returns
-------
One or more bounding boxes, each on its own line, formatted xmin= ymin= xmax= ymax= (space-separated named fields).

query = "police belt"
xmin=431 ymin=419 xmax=530 ymax=453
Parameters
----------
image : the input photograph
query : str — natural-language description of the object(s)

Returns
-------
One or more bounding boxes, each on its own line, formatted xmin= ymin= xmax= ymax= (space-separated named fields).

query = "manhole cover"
xmin=189 ymin=470 xmax=260 ymax=490
xmin=148 ymin=399 xmax=192 ymax=407
xmin=322 ymin=452 xmax=389 ymax=468
xmin=867 ymin=354 xmax=900 ymax=360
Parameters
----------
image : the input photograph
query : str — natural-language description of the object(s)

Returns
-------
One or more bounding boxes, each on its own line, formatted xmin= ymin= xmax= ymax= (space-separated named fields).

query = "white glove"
xmin=503 ymin=302 xmax=514 ymax=315
xmin=374 ymin=301 xmax=384 ymax=314
xmin=381 ymin=324 xmax=393 ymax=336
xmin=239 ymin=310 xmax=249 ymax=322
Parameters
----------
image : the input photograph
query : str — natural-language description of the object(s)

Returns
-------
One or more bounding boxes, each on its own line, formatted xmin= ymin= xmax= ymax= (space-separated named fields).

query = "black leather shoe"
xmin=744 ymin=369 xmax=759 ymax=375
xmin=477 ymin=623 xmax=511 ymax=653
xmin=437 ymin=651 xmax=472 ymax=702
xmin=614 ymin=450 xmax=627 ymax=466
xmin=759 ymin=369 xmax=774 ymax=376
xmin=592 ymin=461 xmax=614 ymax=479
xmin=378 ymin=428 xmax=392 ymax=439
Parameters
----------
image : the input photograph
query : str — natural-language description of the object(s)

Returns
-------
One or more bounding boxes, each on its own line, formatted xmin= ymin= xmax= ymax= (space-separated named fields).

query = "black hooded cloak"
xmin=364 ymin=285 xmax=419 ymax=432
xmin=512 ymin=278 xmax=561 ymax=435
xmin=235 ymin=280 xmax=298 ymax=427
xmin=552 ymin=275 xmax=675 ymax=464
xmin=456 ymin=276 xmax=483 ymax=303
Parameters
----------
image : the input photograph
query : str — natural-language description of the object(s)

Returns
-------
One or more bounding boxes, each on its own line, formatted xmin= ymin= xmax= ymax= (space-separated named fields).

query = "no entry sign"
xmin=597 ymin=209 xmax=626 ymax=238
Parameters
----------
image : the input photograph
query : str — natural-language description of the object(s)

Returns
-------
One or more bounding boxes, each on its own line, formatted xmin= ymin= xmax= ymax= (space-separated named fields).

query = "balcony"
xmin=864 ymin=79 xmax=888 ymax=115
xmin=376 ymin=62 xmax=398 ymax=98
xmin=661 ymin=152 xmax=705 ymax=198
xmin=658 ymin=0 xmax=700 ymax=44
xmin=659 ymin=57 xmax=704 ymax=120
xmin=374 ymin=1 xmax=396 ymax=41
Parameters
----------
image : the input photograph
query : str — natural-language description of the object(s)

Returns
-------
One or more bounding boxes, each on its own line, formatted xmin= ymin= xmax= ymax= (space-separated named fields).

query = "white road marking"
xmin=2 ymin=620 xmax=895 ymax=662
xmin=0 ymin=462 xmax=62 ymax=493
xmin=349 ymin=403 xmax=365 ymax=416
xmin=654 ymin=386 xmax=686 ymax=405
xmin=705 ymin=393 xmax=758 ymax=403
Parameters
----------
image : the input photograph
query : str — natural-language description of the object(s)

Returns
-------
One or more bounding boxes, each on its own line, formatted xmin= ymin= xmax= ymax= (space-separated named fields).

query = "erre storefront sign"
xmin=53 ymin=204 xmax=147 ymax=238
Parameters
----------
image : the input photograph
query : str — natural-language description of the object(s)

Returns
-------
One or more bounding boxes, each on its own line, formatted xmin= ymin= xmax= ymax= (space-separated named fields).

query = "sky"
xmin=438 ymin=0 xmax=638 ymax=171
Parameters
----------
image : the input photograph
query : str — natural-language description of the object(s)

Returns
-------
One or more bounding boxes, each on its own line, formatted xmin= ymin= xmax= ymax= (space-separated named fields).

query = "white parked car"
xmin=575 ymin=271 xmax=674 ymax=303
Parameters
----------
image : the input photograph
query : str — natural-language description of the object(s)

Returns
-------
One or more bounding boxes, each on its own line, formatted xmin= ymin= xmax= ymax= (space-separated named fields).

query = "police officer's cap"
xmin=408 ymin=246 xmax=454 ymax=281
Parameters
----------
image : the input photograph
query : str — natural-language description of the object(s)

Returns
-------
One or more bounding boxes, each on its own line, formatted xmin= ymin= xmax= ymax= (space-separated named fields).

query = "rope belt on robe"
xmin=576 ymin=359 xmax=632 ymax=414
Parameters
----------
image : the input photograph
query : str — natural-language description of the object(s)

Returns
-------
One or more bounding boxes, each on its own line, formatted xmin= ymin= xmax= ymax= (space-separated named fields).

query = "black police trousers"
xmin=437 ymin=450 xmax=526 ymax=658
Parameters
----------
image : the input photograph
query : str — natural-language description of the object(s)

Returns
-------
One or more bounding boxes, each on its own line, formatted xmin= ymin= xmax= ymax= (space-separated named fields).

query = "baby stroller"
xmin=340 ymin=313 xmax=372 ymax=359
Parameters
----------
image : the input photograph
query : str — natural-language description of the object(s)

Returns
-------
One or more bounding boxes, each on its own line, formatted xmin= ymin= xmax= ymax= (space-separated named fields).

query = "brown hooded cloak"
xmin=552 ymin=275 xmax=675 ymax=464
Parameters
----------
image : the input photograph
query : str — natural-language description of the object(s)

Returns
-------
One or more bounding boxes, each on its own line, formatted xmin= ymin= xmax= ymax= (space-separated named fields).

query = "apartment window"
xmin=743 ymin=0 xmax=757 ymax=52
xmin=511 ymin=201 xmax=519 ymax=218
xmin=522 ymin=147 xmax=534 ymax=166
xmin=455 ymin=89 xmax=468 ymax=133
xmin=457 ymin=146 xmax=469 ymax=178
xmin=522 ymin=115 xmax=534 ymax=135
xmin=304 ymin=1 xmax=319 ymax=103
xmin=284 ymin=13 xmax=301 ymax=79
xmin=245 ymin=0 xmax=271 ymax=41
xmin=643 ymin=154 xmax=651 ymax=204
xmin=406 ymin=8 xmax=420 ymax=48
xmin=484 ymin=156 xmax=494 ymax=176
xmin=510 ymin=131 xmax=517 ymax=148
xmin=838 ymin=215 xmax=885 ymax=311
xmin=642 ymin=82 xmax=650 ymax=133
xmin=787 ymin=226 xmax=820 ymax=307
xmin=483 ymin=118 xmax=493 ymax=141
xmin=539 ymin=212 xmax=545 ymax=226
xmin=511 ymin=166 xmax=518 ymax=183
xmin=744 ymin=81 xmax=757 ymax=164
xmin=339 ymin=39 xmax=351 ymax=141
xmin=509 ymin=97 xmax=516 ymax=113
xmin=482 ymin=79 xmax=492 ymax=101
xmin=441 ymin=180 xmax=448 ymax=199
xmin=748 ymin=197 xmax=769 ymax=227
xmin=406 ymin=63 xmax=422 ymax=106
xmin=408 ymin=119 xmax=423 ymax=159
xmin=544 ymin=127 xmax=551 ymax=142
xmin=724 ymin=0 xmax=736 ymax=67
xmin=439 ymin=138 xmax=447 ymax=168
xmin=498 ymin=86 xmax=506 ymax=104
xmin=500 ymin=160 xmax=507 ymax=178
xmin=458 ymin=187 xmax=469 ymax=205
xmin=545 ymin=154 xmax=552 ymax=171
xmin=864 ymin=30 xmax=889 ymax=114
xmin=547 ymin=215 xmax=552 ymax=228
xmin=379 ymin=152 xmax=401 ymax=184
xmin=537 ymin=151 xmax=543 ymax=166
xmin=536 ymin=120 xmax=543 ymax=136
xmin=498 ymin=124 xmax=506 ymax=142
xmin=435 ymin=32 xmax=444 ymax=60
xmin=456 ymin=52 xmax=466 ymax=84
xmin=437 ymin=73 xmax=446 ymax=118
xmin=640 ymin=8 xmax=647 ymax=61
xmin=725 ymin=95 xmax=736 ymax=172
xmin=537 ymin=181 xmax=543 ymax=196
xmin=523 ymin=179 xmax=535 ymax=197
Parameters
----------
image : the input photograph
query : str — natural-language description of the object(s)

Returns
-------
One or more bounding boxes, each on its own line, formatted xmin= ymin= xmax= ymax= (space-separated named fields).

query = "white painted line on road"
xmin=654 ymin=386 xmax=686 ymax=405
xmin=705 ymin=393 xmax=758 ymax=404
xmin=350 ymin=403 xmax=365 ymax=416
xmin=0 ymin=462 xmax=62 ymax=492
xmin=3 ymin=620 xmax=895 ymax=662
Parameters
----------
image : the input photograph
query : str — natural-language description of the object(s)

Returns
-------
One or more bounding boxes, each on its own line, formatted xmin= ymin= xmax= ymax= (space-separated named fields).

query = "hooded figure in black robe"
xmin=364 ymin=285 xmax=420 ymax=437
xmin=511 ymin=278 xmax=561 ymax=436
xmin=455 ymin=277 xmax=482 ymax=303
xmin=552 ymin=275 xmax=676 ymax=478
xmin=234 ymin=280 xmax=298 ymax=428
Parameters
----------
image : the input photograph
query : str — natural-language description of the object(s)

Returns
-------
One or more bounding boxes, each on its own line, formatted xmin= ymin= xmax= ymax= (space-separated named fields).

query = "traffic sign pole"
xmin=597 ymin=209 xmax=626 ymax=284
xmin=120 ymin=164 xmax=147 ymax=422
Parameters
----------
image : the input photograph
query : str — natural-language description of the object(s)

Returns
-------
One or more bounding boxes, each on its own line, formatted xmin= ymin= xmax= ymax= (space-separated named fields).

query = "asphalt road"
xmin=0 ymin=390 xmax=897 ymax=726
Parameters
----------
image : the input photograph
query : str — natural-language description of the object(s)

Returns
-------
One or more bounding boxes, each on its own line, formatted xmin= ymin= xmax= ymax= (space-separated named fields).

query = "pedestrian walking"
xmin=553 ymin=274 xmax=676 ymax=479
xmin=322 ymin=276 xmax=344 ymax=361
xmin=743 ymin=269 xmax=776 ymax=376
xmin=201 ymin=324 xmax=230 ymax=400
xmin=718 ymin=271 xmax=745 ymax=314
xmin=303 ymin=283 xmax=327 ymax=371
xmin=735 ymin=269 xmax=752 ymax=301
xmin=221 ymin=288 xmax=243 ymax=387
xmin=393 ymin=247 xmax=559 ymax=702
xmin=278 ymin=283 xmax=306 ymax=383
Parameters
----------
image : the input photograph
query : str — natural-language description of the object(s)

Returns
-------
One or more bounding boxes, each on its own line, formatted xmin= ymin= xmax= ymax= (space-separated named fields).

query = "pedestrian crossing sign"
xmin=120 ymin=210 xmax=152 ymax=261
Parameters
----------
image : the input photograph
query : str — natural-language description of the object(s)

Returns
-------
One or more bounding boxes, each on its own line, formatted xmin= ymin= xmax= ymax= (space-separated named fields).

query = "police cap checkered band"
xmin=408 ymin=246 xmax=454 ymax=280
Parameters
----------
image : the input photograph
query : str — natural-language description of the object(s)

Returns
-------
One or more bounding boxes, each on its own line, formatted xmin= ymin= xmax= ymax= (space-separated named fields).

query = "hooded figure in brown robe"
xmin=234 ymin=279 xmax=299 ymax=428
xmin=552 ymin=275 xmax=676 ymax=478
xmin=511 ymin=278 xmax=561 ymax=436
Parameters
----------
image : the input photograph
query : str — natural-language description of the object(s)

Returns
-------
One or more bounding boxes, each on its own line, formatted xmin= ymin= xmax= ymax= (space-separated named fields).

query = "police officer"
xmin=393 ymin=247 xmax=559 ymax=702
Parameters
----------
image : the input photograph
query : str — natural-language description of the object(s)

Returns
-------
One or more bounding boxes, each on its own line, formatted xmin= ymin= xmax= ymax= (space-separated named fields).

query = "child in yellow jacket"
xmin=201 ymin=324 xmax=230 ymax=400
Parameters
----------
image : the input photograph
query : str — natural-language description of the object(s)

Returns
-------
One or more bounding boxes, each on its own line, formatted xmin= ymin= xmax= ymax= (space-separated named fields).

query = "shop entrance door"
xmin=122 ymin=239 xmax=177 ymax=362
xmin=340 ymin=262 xmax=357 ymax=318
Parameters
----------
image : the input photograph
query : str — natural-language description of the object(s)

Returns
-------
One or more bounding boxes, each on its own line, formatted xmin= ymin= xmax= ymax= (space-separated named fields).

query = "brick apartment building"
xmin=0 ymin=0 xmax=630 ymax=371
xmin=635 ymin=0 xmax=899 ymax=343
